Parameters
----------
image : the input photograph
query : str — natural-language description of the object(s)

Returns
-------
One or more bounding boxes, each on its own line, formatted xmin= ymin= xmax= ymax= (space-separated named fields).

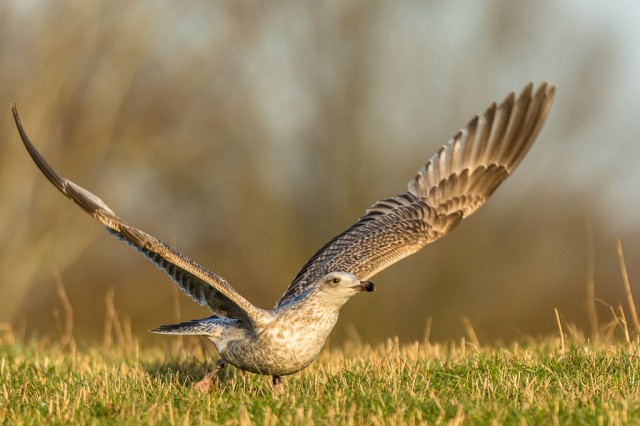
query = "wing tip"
xmin=530 ymin=80 xmax=557 ymax=105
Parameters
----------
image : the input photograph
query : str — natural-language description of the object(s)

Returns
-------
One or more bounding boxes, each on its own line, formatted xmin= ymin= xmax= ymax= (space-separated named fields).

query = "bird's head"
xmin=311 ymin=271 xmax=375 ymax=308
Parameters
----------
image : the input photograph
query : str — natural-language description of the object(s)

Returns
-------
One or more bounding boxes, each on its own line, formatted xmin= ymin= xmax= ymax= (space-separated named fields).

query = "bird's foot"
xmin=272 ymin=375 xmax=284 ymax=394
xmin=194 ymin=359 xmax=226 ymax=393
xmin=194 ymin=371 xmax=217 ymax=393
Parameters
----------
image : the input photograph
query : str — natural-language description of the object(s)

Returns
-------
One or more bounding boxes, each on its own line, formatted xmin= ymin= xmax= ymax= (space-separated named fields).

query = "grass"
xmin=2 ymin=334 xmax=640 ymax=425
xmin=1 ymin=241 xmax=638 ymax=424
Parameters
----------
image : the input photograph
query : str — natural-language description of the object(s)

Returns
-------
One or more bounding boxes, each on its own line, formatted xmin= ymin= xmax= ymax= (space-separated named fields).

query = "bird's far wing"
xmin=276 ymin=82 xmax=555 ymax=307
xmin=12 ymin=105 xmax=267 ymax=327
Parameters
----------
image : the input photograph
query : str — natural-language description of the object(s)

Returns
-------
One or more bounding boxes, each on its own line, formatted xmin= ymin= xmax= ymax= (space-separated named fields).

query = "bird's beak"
xmin=356 ymin=281 xmax=376 ymax=292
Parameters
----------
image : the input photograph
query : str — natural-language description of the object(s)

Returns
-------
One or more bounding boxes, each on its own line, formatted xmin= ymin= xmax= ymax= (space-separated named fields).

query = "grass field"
xmin=2 ymin=329 xmax=639 ymax=425
xmin=3 ymin=249 xmax=640 ymax=425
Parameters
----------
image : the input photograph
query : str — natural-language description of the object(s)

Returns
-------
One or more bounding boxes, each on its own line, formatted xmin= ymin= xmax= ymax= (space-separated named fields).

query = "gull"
xmin=13 ymin=81 xmax=555 ymax=391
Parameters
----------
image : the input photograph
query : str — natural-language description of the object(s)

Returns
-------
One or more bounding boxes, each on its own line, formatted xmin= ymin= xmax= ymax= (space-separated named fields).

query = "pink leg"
xmin=272 ymin=375 xmax=284 ymax=394
xmin=194 ymin=359 xmax=226 ymax=393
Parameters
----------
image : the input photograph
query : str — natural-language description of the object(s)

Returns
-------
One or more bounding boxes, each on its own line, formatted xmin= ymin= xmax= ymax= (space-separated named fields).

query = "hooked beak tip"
xmin=361 ymin=281 xmax=375 ymax=292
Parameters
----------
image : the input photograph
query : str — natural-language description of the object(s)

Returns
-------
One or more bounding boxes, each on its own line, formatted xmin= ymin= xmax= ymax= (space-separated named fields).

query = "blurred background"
xmin=1 ymin=0 xmax=639 ymax=346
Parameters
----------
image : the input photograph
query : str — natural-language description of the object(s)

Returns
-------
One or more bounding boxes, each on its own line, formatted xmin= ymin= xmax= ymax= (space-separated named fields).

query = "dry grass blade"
xmin=617 ymin=239 xmax=640 ymax=335
xmin=423 ymin=316 xmax=432 ymax=344
xmin=555 ymin=308 xmax=565 ymax=354
xmin=103 ymin=287 xmax=126 ymax=350
xmin=617 ymin=305 xmax=631 ymax=344
xmin=586 ymin=221 xmax=599 ymax=344
xmin=51 ymin=267 xmax=76 ymax=353
xmin=461 ymin=316 xmax=480 ymax=348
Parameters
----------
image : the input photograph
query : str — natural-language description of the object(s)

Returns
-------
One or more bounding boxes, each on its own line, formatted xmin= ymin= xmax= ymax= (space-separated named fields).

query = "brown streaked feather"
xmin=12 ymin=105 xmax=268 ymax=327
xmin=276 ymin=82 xmax=555 ymax=307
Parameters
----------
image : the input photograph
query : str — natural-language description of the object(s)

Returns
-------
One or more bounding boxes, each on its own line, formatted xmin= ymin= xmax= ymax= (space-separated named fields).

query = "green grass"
xmin=2 ymin=336 xmax=640 ymax=424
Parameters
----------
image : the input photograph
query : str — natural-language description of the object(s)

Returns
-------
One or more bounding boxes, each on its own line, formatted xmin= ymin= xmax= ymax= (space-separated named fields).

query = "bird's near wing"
xmin=12 ymin=106 xmax=268 ymax=327
xmin=276 ymin=82 xmax=555 ymax=308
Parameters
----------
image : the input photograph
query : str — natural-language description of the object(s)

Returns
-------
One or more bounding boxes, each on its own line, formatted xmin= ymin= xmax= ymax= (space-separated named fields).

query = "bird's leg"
xmin=272 ymin=375 xmax=284 ymax=393
xmin=194 ymin=359 xmax=226 ymax=393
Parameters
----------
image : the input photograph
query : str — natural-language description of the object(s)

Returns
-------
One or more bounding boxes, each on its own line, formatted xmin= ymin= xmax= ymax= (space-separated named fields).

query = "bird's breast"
xmin=219 ymin=308 xmax=339 ymax=376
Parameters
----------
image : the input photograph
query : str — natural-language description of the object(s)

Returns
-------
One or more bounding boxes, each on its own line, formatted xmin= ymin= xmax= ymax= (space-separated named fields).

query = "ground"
xmin=1 ymin=333 xmax=639 ymax=424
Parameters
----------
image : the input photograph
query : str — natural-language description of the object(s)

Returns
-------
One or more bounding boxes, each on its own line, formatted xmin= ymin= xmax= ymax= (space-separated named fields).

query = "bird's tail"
xmin=150 ymin=316 xmax=225 ymax=336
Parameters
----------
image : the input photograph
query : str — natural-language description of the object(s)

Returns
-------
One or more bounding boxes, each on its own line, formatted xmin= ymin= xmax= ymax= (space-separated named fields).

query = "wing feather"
xmin=12 ymin=105 xmax=268 ymax=327
xmin=276 ymin=82 xmax=555 ymax=307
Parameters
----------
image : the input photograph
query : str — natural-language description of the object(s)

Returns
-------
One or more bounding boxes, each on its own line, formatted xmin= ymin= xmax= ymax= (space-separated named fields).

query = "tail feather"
xmin=151 ymin=316 xmax=224 ymax=335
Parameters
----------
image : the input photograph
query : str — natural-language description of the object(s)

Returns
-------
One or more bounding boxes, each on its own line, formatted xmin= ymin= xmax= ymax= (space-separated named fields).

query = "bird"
xmin=13 ymin=81 xmax=555 ymax=391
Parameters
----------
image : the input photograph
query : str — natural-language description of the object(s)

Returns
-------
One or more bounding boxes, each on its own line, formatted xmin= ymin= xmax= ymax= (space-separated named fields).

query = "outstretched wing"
xmin=276 ymin=82 xmax=555 ymax=307
xmin=12 ymin=106 xmax=268 ymax=327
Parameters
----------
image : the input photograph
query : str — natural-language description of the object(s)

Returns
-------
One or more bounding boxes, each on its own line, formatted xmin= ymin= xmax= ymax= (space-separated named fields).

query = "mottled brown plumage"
xmin=13 ymin=81 xmax=555 ymax=389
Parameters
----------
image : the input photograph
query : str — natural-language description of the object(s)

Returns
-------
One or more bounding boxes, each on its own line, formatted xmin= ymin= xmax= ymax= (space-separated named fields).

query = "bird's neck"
xmin=272 ymin=292 xmax=343 ymax=332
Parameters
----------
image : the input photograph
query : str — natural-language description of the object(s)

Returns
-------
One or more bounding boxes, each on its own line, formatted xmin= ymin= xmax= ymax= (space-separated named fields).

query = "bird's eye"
xmin=331 ymin=277 xmax=340 ymax=284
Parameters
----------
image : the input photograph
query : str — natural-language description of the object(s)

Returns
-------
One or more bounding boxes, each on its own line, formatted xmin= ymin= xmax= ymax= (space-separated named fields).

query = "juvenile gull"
xmin=13 ymin=81 xmax=555 ymax=391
